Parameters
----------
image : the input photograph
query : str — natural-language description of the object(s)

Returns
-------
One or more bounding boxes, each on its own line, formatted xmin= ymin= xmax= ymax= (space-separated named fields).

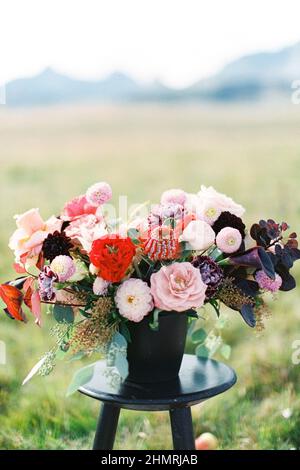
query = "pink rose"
xmin=9 ymin=209 xmax=62 ymax=265
xmin=62 ymin=195 xmax=97 ymax=221
xmin=150 ymin=262 xmax=207 ymax=312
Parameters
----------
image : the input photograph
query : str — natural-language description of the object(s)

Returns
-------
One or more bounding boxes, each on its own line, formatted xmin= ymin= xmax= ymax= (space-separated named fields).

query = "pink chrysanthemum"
xmin=86 ymin=182 xmax=112 ymax=207
xmin=161 ymin=189 xmax=187 ymax=206
xmin=216 ymin=227 xmax=242 ymax=254
xmin=115 ymin=279 xmax=153 ymax=322
xmin=255 ymin=270 xmax=282 ymax=293
xmin=50 ymin=255 xmax=76 ymax=282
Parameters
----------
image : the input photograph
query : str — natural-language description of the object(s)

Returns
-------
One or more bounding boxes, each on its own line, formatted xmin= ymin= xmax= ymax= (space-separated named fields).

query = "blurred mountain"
xmin=186 ymin=42 xmax=300 ymax=101
xmin=5 ymin=42 xmax=300 ymax=105
xmin=6 ymin=68 xmax=142 ymax=106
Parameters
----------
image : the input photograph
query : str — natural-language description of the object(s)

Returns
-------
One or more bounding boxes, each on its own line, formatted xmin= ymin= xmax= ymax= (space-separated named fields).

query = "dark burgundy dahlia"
xmin=42 ymin=230 xmax=73 ymax=261
xmin=192 ymin=256 xmax=224 ymax=299
xmin=212 ymin=211 xmax=246 ymax=238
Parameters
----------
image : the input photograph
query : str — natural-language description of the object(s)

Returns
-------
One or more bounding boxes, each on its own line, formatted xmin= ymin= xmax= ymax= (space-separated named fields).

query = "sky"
xmin=1 ymin=0 xmax=300 ymax=88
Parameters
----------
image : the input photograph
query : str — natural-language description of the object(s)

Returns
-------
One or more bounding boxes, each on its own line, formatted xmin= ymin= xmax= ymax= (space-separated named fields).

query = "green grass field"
xmin=0 ymin=103 xmax=300 ymax=449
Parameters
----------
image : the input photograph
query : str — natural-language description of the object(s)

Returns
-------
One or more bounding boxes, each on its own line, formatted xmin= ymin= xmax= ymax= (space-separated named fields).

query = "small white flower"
xmin=115 ymin=279 xmax=153 ymax=322
xmin=93 ymin=277 xmax=110 ymax=296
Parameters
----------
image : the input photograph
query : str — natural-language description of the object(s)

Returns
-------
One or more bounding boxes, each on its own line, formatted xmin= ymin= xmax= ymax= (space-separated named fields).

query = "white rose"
xmin=180 ymin=220 xmax=216 ymax=251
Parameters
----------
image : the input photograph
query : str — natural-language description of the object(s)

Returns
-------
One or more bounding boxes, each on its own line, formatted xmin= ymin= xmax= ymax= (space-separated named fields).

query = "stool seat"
xmin=79 ymin=354 xmax=236 ymax=411
xmin=79 ymin=354 xmax=236 ymax=450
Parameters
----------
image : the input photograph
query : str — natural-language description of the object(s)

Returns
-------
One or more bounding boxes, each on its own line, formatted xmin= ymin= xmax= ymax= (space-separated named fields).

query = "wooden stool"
xmin=79 ymin=354 xmax=236 ymax=450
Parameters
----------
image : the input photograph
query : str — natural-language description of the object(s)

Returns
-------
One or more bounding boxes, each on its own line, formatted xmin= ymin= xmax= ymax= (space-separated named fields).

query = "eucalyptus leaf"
xmin=195 ymin=344 xmax=209 ymax=358
xmin=53 ymin=304 xmax=74 ymax=324
xmin=66 ymin=362 xmax=96 ymax=396
xmin=220 ymin=344 xmax=232 ymax=360
xmin=111 ymin=331 xmax=127 ymax=349
xmin=191 ymin=328 xmax=207 ymax=344
xmin=115 ymin=351 xmax=129 ymax=379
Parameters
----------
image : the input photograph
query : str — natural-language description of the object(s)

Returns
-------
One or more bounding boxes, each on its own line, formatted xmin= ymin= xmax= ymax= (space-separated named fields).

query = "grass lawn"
xmin=0 ymin=102 xmax=300 ymax=449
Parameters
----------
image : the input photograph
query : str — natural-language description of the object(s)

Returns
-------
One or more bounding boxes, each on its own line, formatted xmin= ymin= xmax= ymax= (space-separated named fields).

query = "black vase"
xmin=126 ymin=311 xmax=188 ymax=384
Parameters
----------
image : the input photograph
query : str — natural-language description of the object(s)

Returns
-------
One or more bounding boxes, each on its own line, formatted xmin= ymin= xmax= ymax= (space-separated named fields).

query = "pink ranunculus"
xmin=150 ymin=262 xmax=207 ymax=312
xmin=9 ymin=209 xmax=62 ymax=265
xmin=62 ymin=195 xmax=97 ymax=221
xmin=216 ymin=227 xmax=242 ymax=254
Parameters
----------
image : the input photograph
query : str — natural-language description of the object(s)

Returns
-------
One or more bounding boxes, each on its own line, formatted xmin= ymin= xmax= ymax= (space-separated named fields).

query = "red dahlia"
xmin=90 ymin=235 xmax=136 ymax=283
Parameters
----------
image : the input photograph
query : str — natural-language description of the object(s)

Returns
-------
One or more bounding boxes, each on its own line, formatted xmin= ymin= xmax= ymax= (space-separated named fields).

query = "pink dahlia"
xmin=86 ymin=182 xmax=112 ymax=207
xmin=50 ymin=255 xmax=76 ymax=282
xmin=115 ymin=279 xmax=153 ymax=322
xmin=255 ymin=270 xmax=282 ymax=293
xmin=150 ymin=262 xmax=207 ymax=312
xmin=216 ymin=227 xmax=242 ymax=254
xmin=161 ymin=189 xmax=187 ymax=206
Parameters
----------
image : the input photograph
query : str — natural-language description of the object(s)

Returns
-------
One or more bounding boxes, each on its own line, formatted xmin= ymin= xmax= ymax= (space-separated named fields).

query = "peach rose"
xmin=150 ymin=262 xmax=207 ymax=312
xmin=9 ymin=208 xmax=62 ymax=265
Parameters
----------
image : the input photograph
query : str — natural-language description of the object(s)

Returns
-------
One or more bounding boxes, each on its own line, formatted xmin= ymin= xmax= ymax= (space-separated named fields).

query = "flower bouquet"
xmin=1 ymin=183 xmax=299 ymax=390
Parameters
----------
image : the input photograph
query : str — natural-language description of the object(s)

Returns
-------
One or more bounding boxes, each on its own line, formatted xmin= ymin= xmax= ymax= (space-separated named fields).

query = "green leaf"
xmin=195 ymin=344 xmax=210 ymax=358
xmin=191 ymin=328 xmax=207 ymax=344
xmin=78 ymin=308 xmax=91 ymax=319
xmin=209 ymin=299 xmax=220 ymax=317
xmin=115 ymin=352 xmax=129 ymax=379
xmin=149 ymin=308 xmax=162 ymax=331
xmin=220 ymin=344 xmax=231 ymax=360
xmin=186 ymin=309 xmax=199 ymax=319
xmin=66 ymin=362 xmax=96 ymax=396
xmin=0 ymin=298 xmax=7 ymax=310
xmin=127 ymin=228 xmax=140 ymax=245
xmin=53 ymin=305 xmax=74 ymax=324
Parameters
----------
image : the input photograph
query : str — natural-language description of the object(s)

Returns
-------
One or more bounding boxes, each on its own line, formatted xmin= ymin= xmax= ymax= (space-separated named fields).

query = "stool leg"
xmin=93 ymin=403 xmax=120 ymax=450
xmin=169 ymin=407 xmax=195 ymax=450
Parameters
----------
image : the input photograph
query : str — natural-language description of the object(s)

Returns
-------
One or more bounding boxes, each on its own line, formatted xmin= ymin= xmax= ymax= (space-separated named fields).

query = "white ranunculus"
xmin=180 ymin=220 xmax=216 ymax=251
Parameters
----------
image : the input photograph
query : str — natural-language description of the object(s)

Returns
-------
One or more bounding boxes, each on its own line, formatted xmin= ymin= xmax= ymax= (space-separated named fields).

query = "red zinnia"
xmin=90 ymin=235 xmax=136 ymax=282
